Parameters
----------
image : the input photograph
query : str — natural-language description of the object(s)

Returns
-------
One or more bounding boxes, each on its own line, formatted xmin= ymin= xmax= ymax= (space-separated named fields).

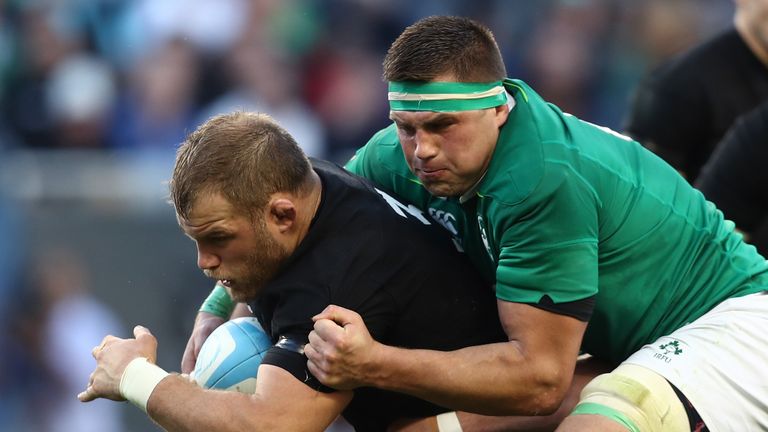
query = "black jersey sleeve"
xmin=260 ymin=336 xmax=336 ymax=393
xmin=696 ymin=101 xmax=768 ymax=231
xmin=526 ymin=294 xmax=595 ymax=322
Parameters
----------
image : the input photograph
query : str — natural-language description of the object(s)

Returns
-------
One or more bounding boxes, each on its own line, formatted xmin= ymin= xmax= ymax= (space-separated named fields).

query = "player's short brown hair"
xmin=171 ymin=112 xmax=311 ymax=221
xmin=383 ymin=16 xmax=507 ymax=83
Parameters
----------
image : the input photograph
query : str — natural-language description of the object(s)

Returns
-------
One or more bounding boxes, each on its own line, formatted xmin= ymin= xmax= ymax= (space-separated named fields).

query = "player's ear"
xmin=494 ymin=102 xmax=510 ymax=127
xmin=267 ymin=198 xmax=297 ymax=233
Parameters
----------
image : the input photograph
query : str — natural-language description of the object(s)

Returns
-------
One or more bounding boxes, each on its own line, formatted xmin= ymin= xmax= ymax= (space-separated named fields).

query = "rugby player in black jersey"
xmin=78 ymin=112 xmax=598 ymax=431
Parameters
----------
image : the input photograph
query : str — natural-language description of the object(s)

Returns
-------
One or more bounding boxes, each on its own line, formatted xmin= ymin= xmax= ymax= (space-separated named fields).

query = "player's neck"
xmin=296 ymin=171 xmax=323 ymax=243
xmin=735 ymin=17 xmax=768 ymax=67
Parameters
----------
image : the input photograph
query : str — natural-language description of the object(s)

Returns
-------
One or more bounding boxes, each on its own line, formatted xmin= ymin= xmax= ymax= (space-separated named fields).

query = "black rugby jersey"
xmin=625 ymin=28 xmax=768 ymax=181
xmin=249 ymin=159 xmax=506 ymax=431
xmin=697 ymin=101 xmax=768 ymax=238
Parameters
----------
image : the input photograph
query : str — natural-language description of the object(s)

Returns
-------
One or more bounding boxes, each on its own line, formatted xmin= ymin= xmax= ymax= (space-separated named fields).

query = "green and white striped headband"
xmin=387 ymin=81 xmax=508 ymax=112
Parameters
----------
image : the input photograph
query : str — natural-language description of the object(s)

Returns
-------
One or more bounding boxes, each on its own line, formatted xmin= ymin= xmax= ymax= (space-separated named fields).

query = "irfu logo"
xmin=659 ymin=340 xmax=683 ymax=356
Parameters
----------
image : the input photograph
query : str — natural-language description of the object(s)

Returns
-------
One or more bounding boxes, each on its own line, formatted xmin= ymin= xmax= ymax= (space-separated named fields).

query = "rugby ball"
xmin=191 ymin=317 xmax=273 ymax=393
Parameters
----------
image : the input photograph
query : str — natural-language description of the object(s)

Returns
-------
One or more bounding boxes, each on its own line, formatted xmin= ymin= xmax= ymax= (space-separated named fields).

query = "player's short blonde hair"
xmin=171 ymin=112 xmax=312 ymax=221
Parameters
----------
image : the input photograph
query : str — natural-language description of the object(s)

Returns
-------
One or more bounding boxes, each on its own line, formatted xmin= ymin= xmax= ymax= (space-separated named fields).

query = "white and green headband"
xmin=387 ymin=81 xmax=508 ymax=112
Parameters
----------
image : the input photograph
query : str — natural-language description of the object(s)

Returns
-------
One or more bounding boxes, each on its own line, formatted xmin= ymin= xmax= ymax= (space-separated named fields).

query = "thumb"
xmin=313 ymin=304 xmax=339 ymax=321
xmin=133 ymin=325 xmax=153 ymax=339
xmin=133 ymin=325 xmax=158 ymax=362
xmin=313 ymin=304 xmax=360 ymax=326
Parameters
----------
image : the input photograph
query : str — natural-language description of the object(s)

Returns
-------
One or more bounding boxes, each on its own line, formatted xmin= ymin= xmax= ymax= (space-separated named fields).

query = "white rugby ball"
xmin=191 ymin=317 xmax=273 ymax=393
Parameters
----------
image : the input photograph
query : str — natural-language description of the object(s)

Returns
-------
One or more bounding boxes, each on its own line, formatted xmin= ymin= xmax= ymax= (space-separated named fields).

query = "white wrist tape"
xmin=436 ymin=411 xmax=463 ymax=432
xmin=119 ymin=357 xmax=170 ymax=413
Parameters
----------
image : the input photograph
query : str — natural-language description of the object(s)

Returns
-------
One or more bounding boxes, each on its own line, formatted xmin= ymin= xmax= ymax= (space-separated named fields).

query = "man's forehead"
xmin=390 ymin=110 xmax=460 ymax=122
xmin=179 ymin=192 xmax=235 ymax=230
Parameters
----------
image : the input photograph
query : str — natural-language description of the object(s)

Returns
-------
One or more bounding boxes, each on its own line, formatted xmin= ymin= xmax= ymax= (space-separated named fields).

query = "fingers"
xmin=79 ymin=369 xmax=97 ymax=402
xmin=91 ymin=335 xmax=119 ymax=358
xmin=305 ymin=331 xmax=325 ymax=369
xmin=181 ymin=315 xmax=224 ymax=373
xmin=82 ymin=327 xmax=157 ymax=404
xmin=306 ymin=312 xmax=363 ymax=363
xmin=313 ymin=318 xmax=348 ymax=340
xmin=308 ymin=318 xmax=348 ymax=365
xmin=305 ymin=353 xmax=324 ymax=382
xmin=91 ymin=341 xmax=104 ymax=358
xmin=180 ymin=338 xmax=197 ymax=374
xmin=78 ymin=368 xmax=104 ymax=403
xmin=312 ymin=304 xmax=338 ymax=321
xmin=305 ymin=319 xmax=351 ymax=388
xmin=305 ymin=330 xmax=324 ymax=361
xmin=305 ymin=327 xmax=333 ymax=382
xmin=77 ymin=386 xmax=97 ymax=402
xmin=307 ymin=308 xmax=354 ymax=364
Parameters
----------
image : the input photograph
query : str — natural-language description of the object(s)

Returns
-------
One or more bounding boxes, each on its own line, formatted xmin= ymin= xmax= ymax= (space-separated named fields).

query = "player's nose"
xmin=413 ymin=130 xmax=439 ymax=160
xmin=197 ymin=248 xmax=220 ymax=271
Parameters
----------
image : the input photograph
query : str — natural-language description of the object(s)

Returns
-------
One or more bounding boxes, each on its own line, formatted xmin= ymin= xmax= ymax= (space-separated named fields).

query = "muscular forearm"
xmin=308 ymin=303 xmax=587 ymax=417
xmin=456 ymin=357 xmax=599 ymax=431
xmin=147 ymin=376 xmax=312 ymax=432
xmin=391 ymin=355 xmax=605 ymax=432
xmin=366 ymin=342 xmax=569 ymax=415
xmin=147 ymin=376 xmax=272 ymax=432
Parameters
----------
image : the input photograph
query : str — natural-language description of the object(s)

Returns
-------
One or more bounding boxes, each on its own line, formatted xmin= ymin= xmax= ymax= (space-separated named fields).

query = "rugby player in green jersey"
xmin=305 ymin=15 xmax=768 ymax=432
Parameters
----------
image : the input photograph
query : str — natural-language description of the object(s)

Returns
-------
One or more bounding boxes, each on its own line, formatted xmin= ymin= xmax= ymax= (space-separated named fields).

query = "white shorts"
xmin=623 ymin=292 xmax=768 ymax=432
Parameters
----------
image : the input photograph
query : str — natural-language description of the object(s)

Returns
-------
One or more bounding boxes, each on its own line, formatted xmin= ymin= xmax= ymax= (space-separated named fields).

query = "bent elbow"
xmin=508 ymin=373 xmax=571 ymax=416
xmin=529 ymin=390 xmax=566 ymax=415
xmin=527 ymin=373 xmax=572 ymax=416
xmin=486 ymin=387 xmax=565 ymax=417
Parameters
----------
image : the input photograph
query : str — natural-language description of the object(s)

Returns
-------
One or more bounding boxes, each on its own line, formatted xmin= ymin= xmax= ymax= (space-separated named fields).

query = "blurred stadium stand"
xmin=0 ymin=0 xmax=734 ymax=430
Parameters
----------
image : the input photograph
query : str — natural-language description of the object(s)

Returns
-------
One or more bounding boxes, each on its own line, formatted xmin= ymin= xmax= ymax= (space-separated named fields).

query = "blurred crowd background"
xmin=0 ymin=0 xmax=736 ymax=430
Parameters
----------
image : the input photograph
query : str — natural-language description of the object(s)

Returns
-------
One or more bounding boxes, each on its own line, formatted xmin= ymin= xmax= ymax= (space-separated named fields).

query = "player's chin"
xmin=229 ymin=289 xmax=252 ymax=303
xmin=422 ymin=181 xmax=462 ymax=198
xmin=229 ymin=284 xmax=261 ymax=303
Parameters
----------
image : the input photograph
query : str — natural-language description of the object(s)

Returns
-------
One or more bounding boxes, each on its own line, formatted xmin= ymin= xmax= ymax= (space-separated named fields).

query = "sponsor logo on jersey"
xmin=429 ymin=207 xmax=464 ymax=252
xmin=477 ymin=215 xmax=495 ymax=262
xmin=428 ymin=208 xmax=458 ymax=236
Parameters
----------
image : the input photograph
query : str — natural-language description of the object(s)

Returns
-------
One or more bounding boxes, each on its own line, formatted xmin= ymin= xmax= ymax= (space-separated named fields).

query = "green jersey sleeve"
xmin=491 ymin=167 xmax=599 ymax=304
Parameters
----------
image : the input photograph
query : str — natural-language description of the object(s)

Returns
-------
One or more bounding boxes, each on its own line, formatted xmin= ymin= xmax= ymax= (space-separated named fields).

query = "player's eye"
xmin=395 ymin=122 xmax=416 ymax=137
xmin=206 ymin=234 xmax=232 ymax=245
xmin=426 ymin=120 xmax=454 ymax=133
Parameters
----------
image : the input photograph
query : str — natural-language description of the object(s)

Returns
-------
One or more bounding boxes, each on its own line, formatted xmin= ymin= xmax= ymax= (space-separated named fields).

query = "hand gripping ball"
xmin=191 ymin=317 xmax=273 ymax=393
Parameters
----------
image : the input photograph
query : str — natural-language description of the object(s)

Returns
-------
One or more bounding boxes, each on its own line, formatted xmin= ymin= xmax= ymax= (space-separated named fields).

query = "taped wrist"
xmin=199 ymin=283 xmax=235 ymax=318
xmin=120 ymin=357 xmax=170 ymax=413
xmin=436 ymin=411 xmax=463 ymax=432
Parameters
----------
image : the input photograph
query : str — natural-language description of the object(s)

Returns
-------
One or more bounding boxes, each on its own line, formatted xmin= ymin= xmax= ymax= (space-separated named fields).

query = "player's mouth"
xmin=416 ymin=167 xmax=446 ymax=181
xmin=220 ymin=279 xmax=234 ymax=288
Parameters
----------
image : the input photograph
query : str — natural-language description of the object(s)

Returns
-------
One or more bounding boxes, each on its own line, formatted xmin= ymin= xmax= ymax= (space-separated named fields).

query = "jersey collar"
xmin=458 ymin=92 xmax=516 ymax=204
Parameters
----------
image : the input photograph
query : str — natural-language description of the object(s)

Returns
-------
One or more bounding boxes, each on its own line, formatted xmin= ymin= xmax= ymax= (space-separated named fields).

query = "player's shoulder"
xmin=348 ymin=123 xmax=405 ymax=173
xmin=346 ymin=124 xmax=430 ymax=204
xmin=476 ymin=86 xmax=572 ymax=208
xmin=314 ymin=158 xmax=431 ymax=233
xmin=368 ymin=122 xmax=399 ymax=144
xmin=644 ymin=29 xmax=738 ymax=95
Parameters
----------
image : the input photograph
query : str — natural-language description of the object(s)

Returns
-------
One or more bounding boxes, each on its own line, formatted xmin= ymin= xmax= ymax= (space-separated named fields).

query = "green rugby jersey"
xmin=346 ymin=79 xmax=768 ymax=364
